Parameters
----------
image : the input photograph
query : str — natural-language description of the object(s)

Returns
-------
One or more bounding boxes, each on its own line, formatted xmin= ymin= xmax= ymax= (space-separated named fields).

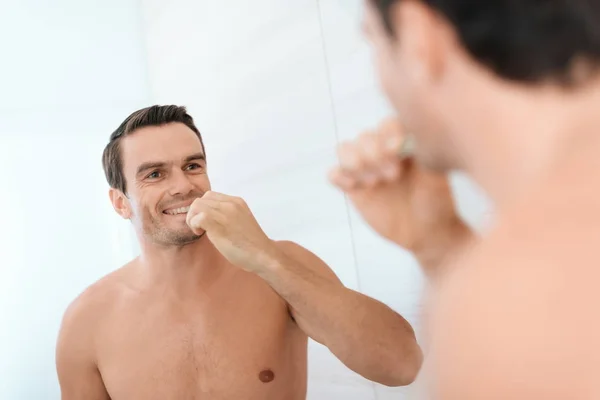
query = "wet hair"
xmin=370 ymin=0 xmax=600 ymax=85
xmin=102 ymin=105 xmax=205 ymax=194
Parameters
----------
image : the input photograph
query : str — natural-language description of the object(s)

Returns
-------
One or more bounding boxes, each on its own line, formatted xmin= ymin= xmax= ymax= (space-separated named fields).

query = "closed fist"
xmin=329 ymin=118 xmax=464 ymax=253
xmin=330 ymin=118 xmax=411 ymax=190
xmin=186 ymin=191 xmax=277 ymax=272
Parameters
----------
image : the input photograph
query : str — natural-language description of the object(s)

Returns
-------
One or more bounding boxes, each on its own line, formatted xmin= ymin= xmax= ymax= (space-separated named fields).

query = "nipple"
xmin=258 ymin=369 xmax=275 ymax=383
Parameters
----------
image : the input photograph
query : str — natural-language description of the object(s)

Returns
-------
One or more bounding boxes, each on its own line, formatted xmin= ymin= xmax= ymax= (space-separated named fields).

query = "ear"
xmin=109 ymin=188 xmax=132 ymax=219
xmin=393 ymin=0 xmax=448 ymax=83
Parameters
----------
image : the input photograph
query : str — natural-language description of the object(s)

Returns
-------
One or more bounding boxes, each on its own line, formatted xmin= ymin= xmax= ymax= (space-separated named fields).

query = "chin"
xmin=171 ymin=230 xmax=205 ymax=246
xmin=150 ymin=227 xmax=206 ymax=247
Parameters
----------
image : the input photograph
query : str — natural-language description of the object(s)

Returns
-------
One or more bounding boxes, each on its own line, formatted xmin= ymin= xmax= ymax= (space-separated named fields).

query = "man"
xmin=330 ymin=0 xmax=600 ymax=399
xmin=55 ymin=105 xmax=422 ymax=400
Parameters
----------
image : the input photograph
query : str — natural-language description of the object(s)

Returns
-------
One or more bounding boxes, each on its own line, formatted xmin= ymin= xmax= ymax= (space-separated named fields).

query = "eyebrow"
xmin=136 ymin=161 xmax=166 ymax=177
xmin=135 ymin=153 xmax=206 ymax=177
xmin=184 ymin=152 xmax=206 ymax=163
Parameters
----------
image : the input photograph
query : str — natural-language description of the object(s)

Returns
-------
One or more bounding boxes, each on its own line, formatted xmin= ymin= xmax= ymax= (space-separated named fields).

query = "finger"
xmin=328 ymin=167 xmax=359 ymax=191
xmin=359 ymin=132 xmax=401 ymax=186
xmin=337 ymin=141 xmax=366 ymax=174
xmin=379 ymin=159 xmax=402 ymax=181
xmin=378 ymin=118 xmax=406 ymax=156
xmin=187 ymin=197 xmax=218 ymax=218
xmin=186 ymin=199 xmax=221 ymax=230
xmin=377 ymin=119 xmax=415 ymax=180
xmin=337 ymin=139 xmax=385 ymax=187
xmin=358 ymin=132 xmax=384 ymax=179
xmin=397 ymin=135 xmax=416 ymax=159
xmin=188 ymin=208 xmax=226 ymax=232
xmin=202 ymin=191 xmax=247 ymax=210
xmin=188 ymin=211 xmax=212 ymax=232
xmin=202 ymin=190 xmax=231 ymax=202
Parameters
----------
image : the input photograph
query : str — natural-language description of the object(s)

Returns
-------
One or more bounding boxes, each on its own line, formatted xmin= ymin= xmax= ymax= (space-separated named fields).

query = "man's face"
xmin=117 ymin=122 xmax=211 ymax=246
xmin=362 ymin=0 xmax=462 ymax=171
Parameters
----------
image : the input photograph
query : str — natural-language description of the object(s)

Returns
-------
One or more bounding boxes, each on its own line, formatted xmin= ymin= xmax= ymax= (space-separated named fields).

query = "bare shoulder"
xmin=55 ymin=264 xmax=134 ymax=400
xmin=430 ymin=182 xmax=600 ymax=399
xmin=452 ymin=170 xmax=600 ymax=272
xmin=58 ymin=261 xmax=137 ymax=341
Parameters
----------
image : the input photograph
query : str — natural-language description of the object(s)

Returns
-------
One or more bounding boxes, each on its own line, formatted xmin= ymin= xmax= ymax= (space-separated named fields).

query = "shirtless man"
xmin=55 ymin=105 xmax=423 ymax=400
xmin=330 ymin=0 xmax=600 ymax=399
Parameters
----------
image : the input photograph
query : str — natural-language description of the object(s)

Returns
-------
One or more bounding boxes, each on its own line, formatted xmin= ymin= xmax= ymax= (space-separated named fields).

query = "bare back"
xmin=57 ymin=262 xmax=308 ymax=400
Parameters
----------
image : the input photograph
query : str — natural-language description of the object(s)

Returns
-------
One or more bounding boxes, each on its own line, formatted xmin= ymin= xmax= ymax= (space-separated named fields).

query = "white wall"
xmin=0 ymin=1 xmax=151 ymax=398
xmin=138 ymin=1 xmax=491 ymax=399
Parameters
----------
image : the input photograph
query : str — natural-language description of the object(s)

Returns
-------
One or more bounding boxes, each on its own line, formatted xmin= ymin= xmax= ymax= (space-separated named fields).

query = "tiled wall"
xmin=138 ymin=1 xmax=492 ymax=398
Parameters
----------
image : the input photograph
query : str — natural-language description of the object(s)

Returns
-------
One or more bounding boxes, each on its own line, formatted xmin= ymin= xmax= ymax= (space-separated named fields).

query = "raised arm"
xmin=328 ymin=118 xmax=477 ymax=282
xmin=56 ymin=296 xmax=111 ymax=400
xmin=259 ymin=240 xmax=423 ymax=387
xmin=186 ymin=190 xmax=422 ymax=386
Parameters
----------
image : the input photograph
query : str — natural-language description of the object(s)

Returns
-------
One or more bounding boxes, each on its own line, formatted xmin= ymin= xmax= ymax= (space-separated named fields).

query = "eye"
xmin=186 ymin=163 xmax=203 ymax=171
xmin=147 ymin=170 xmax=162 ymax=179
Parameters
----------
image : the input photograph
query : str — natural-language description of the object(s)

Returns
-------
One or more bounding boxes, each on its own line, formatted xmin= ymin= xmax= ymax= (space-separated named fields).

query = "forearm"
xmin=257 ymin=249 xmax=422 ymax=386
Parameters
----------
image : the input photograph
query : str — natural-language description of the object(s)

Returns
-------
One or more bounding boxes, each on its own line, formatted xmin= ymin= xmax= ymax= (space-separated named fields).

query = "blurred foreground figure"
xmin=330 ymin=0 xmax=600 ymax=399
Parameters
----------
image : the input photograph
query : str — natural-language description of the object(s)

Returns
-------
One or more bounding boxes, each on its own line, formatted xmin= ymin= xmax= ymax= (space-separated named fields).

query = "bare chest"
xmin=97 ymin=287 xmax=307 ymax=400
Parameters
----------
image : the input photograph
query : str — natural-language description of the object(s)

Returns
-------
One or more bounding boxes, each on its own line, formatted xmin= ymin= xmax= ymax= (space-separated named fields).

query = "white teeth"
xmin=165 ymin=206 xmax=190 ymax=215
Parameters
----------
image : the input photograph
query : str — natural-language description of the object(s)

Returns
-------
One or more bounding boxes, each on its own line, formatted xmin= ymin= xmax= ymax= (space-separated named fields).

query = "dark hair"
xmin=370 ymin=0 xmax=600 ymax=85
xmin=102 ymin=105 xmax=205 ymax=194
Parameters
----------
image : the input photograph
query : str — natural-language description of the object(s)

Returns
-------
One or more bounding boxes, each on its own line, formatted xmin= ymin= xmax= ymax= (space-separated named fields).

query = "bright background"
xmin=0 ymin=0 xmax=491 ymax=399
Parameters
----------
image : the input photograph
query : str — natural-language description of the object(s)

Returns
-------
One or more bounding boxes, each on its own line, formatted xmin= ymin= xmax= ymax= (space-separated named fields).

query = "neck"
xmin=136 ymin=233 xmax=229 ymax=297
xmin=445 ymin=71 xmax=600 ymax=210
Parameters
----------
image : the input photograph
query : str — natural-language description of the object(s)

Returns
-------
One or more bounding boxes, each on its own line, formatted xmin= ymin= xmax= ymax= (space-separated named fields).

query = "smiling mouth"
xmin=163 ymin=206 xmax=191 ymax=215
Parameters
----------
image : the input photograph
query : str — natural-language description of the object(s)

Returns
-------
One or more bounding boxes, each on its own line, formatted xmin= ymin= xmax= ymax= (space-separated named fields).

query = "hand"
xmin=186 ymin=191 xmax=278 ymax=273
xmin=329 ymin=118 xmax=469 ymax=255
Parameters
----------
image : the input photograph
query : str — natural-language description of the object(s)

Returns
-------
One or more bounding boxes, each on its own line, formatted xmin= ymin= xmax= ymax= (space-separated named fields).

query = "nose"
xmin=168 ymin=168 xmax=195 ymax=197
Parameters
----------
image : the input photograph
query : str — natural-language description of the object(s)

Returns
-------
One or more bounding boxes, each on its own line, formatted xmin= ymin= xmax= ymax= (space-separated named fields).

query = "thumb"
xmin=188 ymin=211 xmax=216 ymax=233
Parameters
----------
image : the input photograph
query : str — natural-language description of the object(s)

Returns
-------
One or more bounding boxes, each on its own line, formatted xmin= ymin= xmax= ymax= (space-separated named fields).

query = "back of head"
xmin=102 ymin=105 xmax=205 ymax=195
xmin=370 ymin=0 xmax=600 ymax=85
